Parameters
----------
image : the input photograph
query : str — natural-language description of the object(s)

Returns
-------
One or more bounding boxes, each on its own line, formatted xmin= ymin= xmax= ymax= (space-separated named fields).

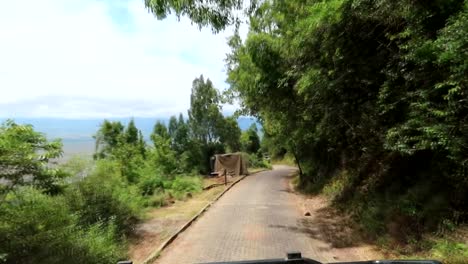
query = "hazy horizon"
xmin=2 ymin=117 xmax=260 ymax=158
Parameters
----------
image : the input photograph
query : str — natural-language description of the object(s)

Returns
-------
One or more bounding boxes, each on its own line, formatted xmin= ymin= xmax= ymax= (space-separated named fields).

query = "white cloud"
xmin=0 ymin=0 xmax=239 ymax=118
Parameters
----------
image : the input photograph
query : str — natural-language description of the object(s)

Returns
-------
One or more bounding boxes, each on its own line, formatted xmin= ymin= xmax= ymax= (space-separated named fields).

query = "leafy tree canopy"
xmin=188 ymin=75 xmax=225 ymax=144
xmin=224 ymin=0 xmax=468 ymax=227
xmin=241 ymin=123 xmax=260 ymax=154
xmin=0 ymin=120 xmax=66 ymax=199
xmin=144 ymin=0 xmax=259 ymax=32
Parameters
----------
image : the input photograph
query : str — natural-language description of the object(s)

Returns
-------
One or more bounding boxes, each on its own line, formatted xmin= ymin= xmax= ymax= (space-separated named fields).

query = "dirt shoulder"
xmin=284 ymin=170 xmax=468 ymax=264
xmin=285 ymin=171 xmax=384 ymax=262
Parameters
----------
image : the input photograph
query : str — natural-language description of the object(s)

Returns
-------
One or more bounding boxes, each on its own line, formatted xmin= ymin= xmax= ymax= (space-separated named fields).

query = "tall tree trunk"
xmin=291 ymin=146 xmax=303 ymax=177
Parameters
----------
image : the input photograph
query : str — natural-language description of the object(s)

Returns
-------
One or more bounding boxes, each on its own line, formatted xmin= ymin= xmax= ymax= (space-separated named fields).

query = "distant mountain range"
xmin=1 ymin=117 xmax=260 ymax=157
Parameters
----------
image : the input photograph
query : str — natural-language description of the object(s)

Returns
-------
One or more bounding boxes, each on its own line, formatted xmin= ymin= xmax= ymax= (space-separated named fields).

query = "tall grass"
xmin=0 ymin=187 xmax=125 ymax=264
xmin=314 ymin=168 xmax=468 ymax=262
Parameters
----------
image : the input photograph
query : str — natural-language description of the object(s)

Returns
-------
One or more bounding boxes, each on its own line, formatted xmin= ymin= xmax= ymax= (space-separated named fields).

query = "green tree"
xmin=187 ymin=75 xmax=228 ymax=173
xmin=151 ymin=121 xmax=169 ymax=144
xmin=111 ymin=140 xmax=145 ymax=183
xmin=138 ymin=130 xmax=146 ymax=158
xmin=149 ymin=121 xmax=178 ymax=174
xmin=178 ymin=113 xmax=185 ymax=126
xmin=219 ymin=116 xmax=242 ymax=152
xmin=224 ymin=0 xmax=468 ymax=232
xmin=170 ymin=114 xmax=191 ymax=155
xmin=145 ymin=0 xmax=468 ymax=237
xmin=93 ymin=120 xmax=124 ymax=159
xmin=144 ymin=0 xmax=258 ymax=32
xmin=0 ymin=120 xmax=66 ymax=199
xmin=168 ymin=115 xmax=178 ymax=139
xmin=188 ymin=75 xmax=225 ymax=145
xmin=125 ymin=118 xmax=139 ymax=144
xmin=94 ymin=120 xmax=146 ymax=182
xmin=241 ymin=123 xmax=260 ymax=154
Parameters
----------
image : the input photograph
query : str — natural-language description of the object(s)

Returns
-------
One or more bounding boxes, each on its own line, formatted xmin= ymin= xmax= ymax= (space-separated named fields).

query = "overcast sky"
xmin=0 ymin=0 xmax=244 ymax=119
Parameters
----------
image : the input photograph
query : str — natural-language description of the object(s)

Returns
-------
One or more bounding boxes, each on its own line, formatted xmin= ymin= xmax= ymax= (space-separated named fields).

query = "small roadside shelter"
xmin=213 ymin=152 xmax=248 ymax=176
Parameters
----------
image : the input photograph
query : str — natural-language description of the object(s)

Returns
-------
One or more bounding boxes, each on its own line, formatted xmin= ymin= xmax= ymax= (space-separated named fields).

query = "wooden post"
xmin=224 ymin=169 xmax=227 ymax=186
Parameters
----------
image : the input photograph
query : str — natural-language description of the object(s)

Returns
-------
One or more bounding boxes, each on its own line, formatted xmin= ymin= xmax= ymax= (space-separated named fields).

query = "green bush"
xmin=72 ymin=222 xmax=124 ymax=264
xmin=138 ymin=173 xmax=164 ymax=196
xmin=179 ymin=149 xmax=204 ymax=174
xmin=148 ymin=137 xmax=179 ymax=175
xmin=271 ymin=152 xmax=296 ymax=166
xmin=136 ymin=165 xmax=165 ymax=196
xmin=170 ymin=176 xmax=202 ymax=193
xmin=166 ymin=176 xmax=203 ymax=200
xmin=65 ymin=160 xmax=143 ymax=235
xmin=248 ymin=153 xmax=271 ymax=169
xmin=0 ymin=188 xmax=123 ymax=264
xmin=430 ymin=239 xmax=468 ymax=264
xmin=59 ymin=155 xmax=94 ymax=181
xmin=359 ymin=202 xmax=386 ymax=235
xmin=147 ymin=193 xmax=168 ymax=207
xmin=322 ymin=170 xmax=352 ymax=199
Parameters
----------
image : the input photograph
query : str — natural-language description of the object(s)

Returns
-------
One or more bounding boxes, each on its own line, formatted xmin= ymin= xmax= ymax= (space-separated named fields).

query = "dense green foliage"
xmin=0 ymin=120 xmax=66 ymax=198
xmin=0 ymin=118 xmax=202 ymax=262
xmin=65 ymin=160 xmax=143 ymax=235
xmin=0 ymin=127 xmax=138 ymax=263
xmin=0 ymin=187 xmax=123 ymax=264
xmin=145 ymin=0 xmax=468 ymax=253
xmin=144 ymin=0 xmax=258 ymax=32
xmin=0 ymin=73 xmax=261 ymax=262
xmin=187 ymin=75 xmax=243 ymax=172
xmin=240 ymin=123 xmax=261 ymax=154
xmin=224 ymin=0 xmax=468 ymax=244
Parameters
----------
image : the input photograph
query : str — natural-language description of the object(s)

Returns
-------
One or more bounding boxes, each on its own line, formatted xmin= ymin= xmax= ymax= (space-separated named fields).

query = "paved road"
xmin=155 ymin=166 xmax=337 ymax=264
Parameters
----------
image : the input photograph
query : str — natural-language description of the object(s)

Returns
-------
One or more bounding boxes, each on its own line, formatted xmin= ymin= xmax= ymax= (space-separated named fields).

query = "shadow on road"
xmin=251 ymin=165 xmax=384 ymax=262
xmin=269 ymin=202 xmax=366 ymax=249
xmin=269 ymin=166 xmax=369 ymax=249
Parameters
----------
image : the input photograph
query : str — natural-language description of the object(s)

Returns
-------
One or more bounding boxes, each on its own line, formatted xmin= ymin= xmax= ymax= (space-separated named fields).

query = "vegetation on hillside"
xmin=0 ymin=75 xmax=265 ymax=263
xmin=226 ymin=0 xmax=468 ymax=242
xmin=145 ymin=0 xmax=468 ymax=261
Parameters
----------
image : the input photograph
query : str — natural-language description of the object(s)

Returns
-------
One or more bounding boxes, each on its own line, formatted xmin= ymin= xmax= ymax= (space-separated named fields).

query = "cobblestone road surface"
xmin=154 ymin=166 xmax=340 ymax=264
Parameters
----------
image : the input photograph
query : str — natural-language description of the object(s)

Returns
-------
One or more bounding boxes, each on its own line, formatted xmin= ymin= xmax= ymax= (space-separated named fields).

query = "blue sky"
xmin=0 ymin=0 xmax=245 ymax=118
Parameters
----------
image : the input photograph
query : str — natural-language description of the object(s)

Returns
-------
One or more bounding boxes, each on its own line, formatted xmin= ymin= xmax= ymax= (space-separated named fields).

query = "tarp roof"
xmin=214 ymin=153 xmax=248 ymax=176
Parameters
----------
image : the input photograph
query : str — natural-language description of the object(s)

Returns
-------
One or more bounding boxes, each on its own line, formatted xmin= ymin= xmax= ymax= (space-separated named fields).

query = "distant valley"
xmin=2 ymin=117 xmax=260 ymax=159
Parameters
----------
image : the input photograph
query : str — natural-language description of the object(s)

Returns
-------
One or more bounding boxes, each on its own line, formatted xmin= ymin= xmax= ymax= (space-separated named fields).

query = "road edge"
xmin=141 ymin=169 xmax=268 ymax=264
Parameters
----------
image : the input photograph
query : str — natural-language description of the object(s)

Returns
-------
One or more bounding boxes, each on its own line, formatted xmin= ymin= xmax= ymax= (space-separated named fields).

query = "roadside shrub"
xmin=431 ymin=239 xmax=468 ymax=264
xmin=166 ymin=176 xmax=203 ymax=200
xmin=248 ymin=153 xmax=271 ymax=169
xmin=0 ymin=188 xmax=123 ymax=264
xmin=59 ymin=155 xmax=94 ymax=181
xmin=148 ymin=138 xmax=179 ymax=175
xmin=138 ymin=173 xmax=164 ymax=196
xmin=170 ymin=176 xmax=202 ymax=193
xmin=72 ymin=222 xmax=124 ymax=263
xmin=358 ymin=202 xmax=386 ymax=235
xmin=136 ymin=165 xmax=165 ymax=196
xmin=322 ymin=170 xmax=352 ymax=199
xmin=147 ymin=193 xmax=168 ymax=207
xmin=179 ymin=149 xmax=204 ymax=174
xmin=272 ymin=152 xmax=296 ymax=166
xmin=65 ymin=160 xmax=143 ymax=235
